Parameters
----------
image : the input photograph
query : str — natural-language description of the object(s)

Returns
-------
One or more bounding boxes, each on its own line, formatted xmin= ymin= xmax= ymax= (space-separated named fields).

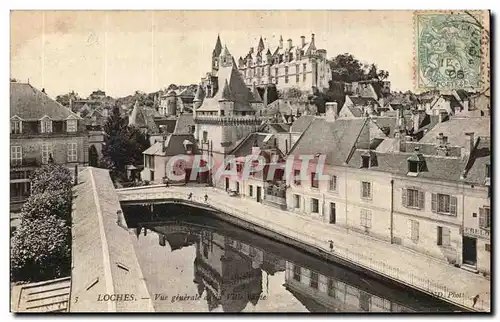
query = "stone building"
xmin=193 ymin=44 xmax=263 ymax=188
xmin=286 ymin=115 xmax=490 ymax=276
xmin=10 ymin=82 xmax=88 ymax=208
xmin=236 ymin=34 xmax=332 ymax=94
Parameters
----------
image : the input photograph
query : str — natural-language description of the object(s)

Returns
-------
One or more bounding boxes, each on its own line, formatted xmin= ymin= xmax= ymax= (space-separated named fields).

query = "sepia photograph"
xmin=8 ymin=8 xmax=491 ymax=313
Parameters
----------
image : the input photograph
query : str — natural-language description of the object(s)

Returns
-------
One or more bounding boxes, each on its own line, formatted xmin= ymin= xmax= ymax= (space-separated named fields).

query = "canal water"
xmin=122 ymin=203 xmax=460 ymax=313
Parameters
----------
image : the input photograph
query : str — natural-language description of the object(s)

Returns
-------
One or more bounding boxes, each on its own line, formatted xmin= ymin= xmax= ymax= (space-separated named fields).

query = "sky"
xmin=11 ymin=11 xmax=416 ymax=98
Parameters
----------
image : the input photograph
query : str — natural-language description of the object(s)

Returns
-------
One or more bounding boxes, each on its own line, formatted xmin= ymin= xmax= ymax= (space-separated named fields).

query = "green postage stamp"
xmin=415 ymin=11 xmax=488 ymax=91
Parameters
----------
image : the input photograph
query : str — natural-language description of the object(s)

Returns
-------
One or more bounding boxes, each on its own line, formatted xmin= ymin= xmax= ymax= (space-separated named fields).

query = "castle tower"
xmin=219 ymin=45 xmax=234 ymax=68
xmin=212 ymin=34 xmax=223 ymax=75
xmin=165 ymin=90 xmax=177 ymax=116
xmin=257 ymin=36 xmax=265 ymax=53
xmin=218 ymin=79 xmax=234 ymax=117
xmin=193 ymin=84 xmax=205 ymax=111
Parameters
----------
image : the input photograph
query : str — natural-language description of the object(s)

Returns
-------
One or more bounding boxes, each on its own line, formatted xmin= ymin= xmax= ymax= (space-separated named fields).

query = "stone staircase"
xmin=14 ymin=277 xmax=71 ymax=313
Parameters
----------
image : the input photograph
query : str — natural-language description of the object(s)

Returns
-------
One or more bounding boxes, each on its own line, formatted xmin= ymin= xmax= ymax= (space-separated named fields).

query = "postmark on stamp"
xmin=415 ymin=11 xmax=487 ymax=91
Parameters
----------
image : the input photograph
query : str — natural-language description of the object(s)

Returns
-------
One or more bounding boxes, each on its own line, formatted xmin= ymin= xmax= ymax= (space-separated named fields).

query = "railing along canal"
xmin=119 ymin=189 xmax=489 ymax=312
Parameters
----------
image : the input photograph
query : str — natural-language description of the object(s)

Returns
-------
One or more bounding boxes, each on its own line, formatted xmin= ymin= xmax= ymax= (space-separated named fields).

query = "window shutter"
xmin=450 ymin=196 xmax=457 ymax=215
xmin=402 ymin=188 xmax=407 ymax=207
xmin=418 ymin=191 xmax=425 ymax=209
xmin=360 ymin=182 xmax=364 ymax=198
xmin=66 ymin=143 xmax=71 ymax=162
xmin=479 ymin=208 xmax=486 ymax=228
xmin=431 ymin=193 xmax=437 ymax=213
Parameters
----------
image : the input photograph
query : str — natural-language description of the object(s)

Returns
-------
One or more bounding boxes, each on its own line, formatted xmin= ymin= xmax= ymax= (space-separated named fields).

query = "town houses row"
xmin=10 ymin=34 xmax=490 ymax=277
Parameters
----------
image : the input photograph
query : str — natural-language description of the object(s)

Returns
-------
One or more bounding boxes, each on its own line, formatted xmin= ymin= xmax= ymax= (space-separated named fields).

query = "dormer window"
xmin=407 ymin=149 xmax=426 ymax=176
xmin=11 ymin=119 xmax=22 ymax=134
xmin=361 ymin=156 xmax=370 ymax=168
xmin=67 ymin=119 xmax=77 ymax=133
xmin=40 ymin=118 xmax=52 ymax=133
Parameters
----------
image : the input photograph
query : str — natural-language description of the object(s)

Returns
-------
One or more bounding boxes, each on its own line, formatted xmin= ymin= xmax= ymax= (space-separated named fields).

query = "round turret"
xmin=165 ymin=90 xmax=177 ymax=116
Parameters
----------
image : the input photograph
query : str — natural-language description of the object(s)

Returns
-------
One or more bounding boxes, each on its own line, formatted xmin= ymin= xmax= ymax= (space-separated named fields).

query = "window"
xmin=408 ymin=161 xmax=419 ymax=173
xmin=431 ymin=193 xmax=457 ymax=215
xmin=360 ymin=209 xmax=372 ymax=228
xmin=310 ymin=271 xmax=319 ymax=289
xmin=311 ymin=172 xmax=319 ymax=188
xmin=486 ymin=164 xmax=490 ymax=178
xmin=402 ymin=188 xmax=424 ymax=209
xmin=361 ymin=181 xmax=372 ymax=199
xmin=41 ymin=119 xmax=52 ymax=133
xmin=11 ymin=120 xmax=22 ymax=134
xmin=303 ymin=63 xmax=307 ymax=72
xmin=10 ymin=146 xmax=22 ymax=166
xmin=437 ymin=226 xmax=451 ymax=246
xmin=329 ymin=175 xmax=337 ymax=191
xmin=409 ymin=219 xmax=419 ymax=242
xmin=202 ymin=131 xmax=208 ymax=143
xmin=303 ymin=73 xmax=307 ymax=82
xmin=485 ymin=244 xmax=491 ymax=252
xmin=220 ymin=110 xmax=225 ymax=116
xmin=293 ymin=265 xmax=301 ymax=281
xmin=293 ymin=169 xmax=301 ymax=185
xmin=479 ymin=207 xmax=491 ymax=229
xmin=361 ymin=156 xmax=370 ymax=168
xmin=311 ymin=198 xmax=319 ymax=213
xmin=41 ymin=143 xmax=52 ymax=164
xmin=249 ymin=185 xmax=253 ymax=197
xmin=296 ymin=74 xmax=300 ymax=83
xmin=275 ymin=67 xmax=279 ymax=77
xmin=67 ymin=142 xmax=78 ymax=162
xmin=67 ymin=119 xmax=77 ymax=132
xmin=294 ymin=194 xmax=300 ymax=208
xmin=359 ymin=291 xmax=371 ymax=311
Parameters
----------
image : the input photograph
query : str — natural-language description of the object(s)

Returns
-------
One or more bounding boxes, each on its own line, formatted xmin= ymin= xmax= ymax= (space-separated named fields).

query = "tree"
xmin=20 ymin=190 xmax=72 ymax=222
xmin=55 ymin=91 xmax=80 ymax=108
xmin=31 ymin=164 xmax=73 ymax=196
xmin=102 ymin=106 xmax=150 ymax=174
xmin=11 ymin=215 xmax=71 ymax=282
xmin=329 ymin=53 xmax=390 ymax=83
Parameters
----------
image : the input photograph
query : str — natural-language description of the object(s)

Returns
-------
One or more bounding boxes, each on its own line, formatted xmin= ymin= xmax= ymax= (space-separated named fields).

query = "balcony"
xmin=11 ymin=158 xmax=39 ymax=168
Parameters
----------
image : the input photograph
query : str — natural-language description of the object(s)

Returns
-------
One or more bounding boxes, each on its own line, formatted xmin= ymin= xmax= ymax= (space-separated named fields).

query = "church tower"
xmin=212 ymin=34 xmax=223 ymax=75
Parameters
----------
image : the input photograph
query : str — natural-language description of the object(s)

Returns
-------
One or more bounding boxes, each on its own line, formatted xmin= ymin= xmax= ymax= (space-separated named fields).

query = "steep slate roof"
xmin=197 ymin=49 xmax=256 ymax=113
xmin=289 ymin=118 xmax=367 ymax=166
xmin=463 ymin=136 xmax=491 ymax=185
xmin=346 ymin=149 xmax=466 ymax=182
xmin=267 ymin=123 xmax=289 ymax=133
xmin=347 ymin=106 xmax=363 ymax=117
xmin=173 ymin=114 xmax=195 ymax=134
xmin=143 ymin=134 xmax=198 ymax=157
xmin=290 ymin=115 xmax=315 ymax=133
xmin=128 ymin=102 xmax=160 ymax=134
xmin=419 ymin=117 xmax=490 ymax=147
xmin=349 ymin=96 xmax=380 ymax=107
xmin=10 ymin=82 xmax=81 ymax=120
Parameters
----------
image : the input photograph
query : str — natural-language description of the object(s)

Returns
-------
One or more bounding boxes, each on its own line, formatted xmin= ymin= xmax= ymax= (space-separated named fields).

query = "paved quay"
xmin=118 ymin=184 xmax=491 ymax=312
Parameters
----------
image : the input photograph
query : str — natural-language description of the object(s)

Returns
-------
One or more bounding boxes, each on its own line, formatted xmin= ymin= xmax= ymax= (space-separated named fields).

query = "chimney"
xmin=463 ymin=132 xmax=475 ymax=157
xmin=288 ymin=39 xmax=293 ymax=50
xmin=301 ymin=36 xmax=306 ymax=47
xmin=311 ymin=33 xmax=315 ymax=44
xmin=325 ymin=102 xmax=338 ymax=121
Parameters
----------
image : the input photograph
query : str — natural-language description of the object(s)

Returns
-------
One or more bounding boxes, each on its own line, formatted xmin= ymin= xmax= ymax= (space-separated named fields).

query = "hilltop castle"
xmin=235 ymin=34 xmax=332 ymax=94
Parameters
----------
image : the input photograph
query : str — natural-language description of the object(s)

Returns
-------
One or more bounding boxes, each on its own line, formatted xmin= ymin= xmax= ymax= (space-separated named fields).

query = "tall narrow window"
xmin=67 ymin=142 xmax=78 ymax=162
xmin=329 ymin=175 xmax=337 ymax=192
xmin=361 ymin=181 xmax=372 ymax=199
xmin=10 ymin=146 xmax=22 ymax=166
xmin=311 ymin=172 xmax=319 ymax=188
xmin=431 ymin=193 xmax=457 ymax=215
xmin=360 ymin=209 xmax=372 ymax=228
xmin=11 ymin=120 xmax=22 ymax=134
xmin=402 ymin=188 xmax=425 ymax=209
xmin=202 ymin=131 xmax=208 ymax=143
xmin=479 ymin=207 xmax=491 ymax=229
xmin=41 ymin=119 xmax=52 ymax=133
xmin=293 ymin=169 xmax=301 ymax=185
xmin=67 ymin=119 xmax=77 ymax=132
xmin=293 ymin=265 xmax=301 ymax=282
xmin=310 ymin=271 xmax=319 ymax=289
xmin=437 ymin=226 xmax=450 ymax=246
xmin=41 ymin=143 xmax=52 ymax=164
xmin=311 ymin=198 xmax=319 ymax=213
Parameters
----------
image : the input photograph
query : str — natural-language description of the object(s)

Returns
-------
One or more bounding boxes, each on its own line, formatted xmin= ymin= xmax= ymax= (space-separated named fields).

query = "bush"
xmin=20 ymin=189 xmax=72 ymax=223
xmin=11 ymin=215 xmax=71 ymax=282
xmin=31 ymin=164 xmax=73 ymax=195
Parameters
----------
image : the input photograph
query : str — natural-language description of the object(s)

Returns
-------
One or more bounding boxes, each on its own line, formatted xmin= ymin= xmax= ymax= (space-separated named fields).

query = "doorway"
xmin=236 ymin=182 xmax=240 ymax=194
xmin=329 ymin=202 xmax=336 ymax=224
xmin=462 ymin=236 xmax=477 ymax=266
xmin=88 ymin=145 xmax=99 ymax=167
xmin=225 ymin=178 xmax=229 ymax=191
xmin=256 ymin=186 xmax=262 ymax=203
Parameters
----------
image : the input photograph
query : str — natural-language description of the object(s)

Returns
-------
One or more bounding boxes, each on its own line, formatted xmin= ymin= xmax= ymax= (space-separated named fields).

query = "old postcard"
xmin=10 ymin=10 xmax=491 ymax=313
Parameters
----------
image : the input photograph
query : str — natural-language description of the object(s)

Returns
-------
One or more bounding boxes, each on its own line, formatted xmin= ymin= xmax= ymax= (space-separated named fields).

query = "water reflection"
xmin=124 ymin=204 xmax=459 ymax=313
